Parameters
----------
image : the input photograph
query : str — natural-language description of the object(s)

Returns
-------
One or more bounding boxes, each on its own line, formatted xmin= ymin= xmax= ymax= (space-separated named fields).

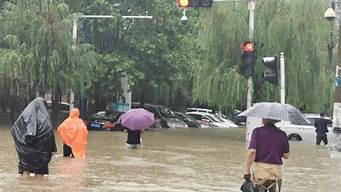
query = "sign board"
xmin=112 ymin=102 xmax=130 ymax=112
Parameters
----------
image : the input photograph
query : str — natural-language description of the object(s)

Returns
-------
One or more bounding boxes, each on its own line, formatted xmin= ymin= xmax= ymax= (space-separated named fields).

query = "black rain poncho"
xmin=11 ymin=97 xmax=57 ymax=174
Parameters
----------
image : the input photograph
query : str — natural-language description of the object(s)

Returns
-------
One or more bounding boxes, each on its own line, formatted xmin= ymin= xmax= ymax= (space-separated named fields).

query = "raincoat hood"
xmin=11 ymin=97 xmax=56 ymax=148
xmin=58 ymin=108 xmax=88 ymax=159
xmin=69 ymin=108 xmax=80 ymax=118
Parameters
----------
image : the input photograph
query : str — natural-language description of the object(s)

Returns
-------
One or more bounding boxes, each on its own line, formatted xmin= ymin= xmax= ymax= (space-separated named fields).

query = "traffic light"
xmin=176 ymin=0 xmax=213 ymax=8
xmin=240 ymin=41 xmax=256 ymax=77
xmin=176 ymin=0 xmax=190 ymax=8
xmin=262 ymin=56 xmax=279 ymax=84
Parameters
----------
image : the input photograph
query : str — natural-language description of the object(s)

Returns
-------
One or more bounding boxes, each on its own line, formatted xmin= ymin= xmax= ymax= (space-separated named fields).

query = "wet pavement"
xmin=0 ymin=125 xmax=340 ymax=192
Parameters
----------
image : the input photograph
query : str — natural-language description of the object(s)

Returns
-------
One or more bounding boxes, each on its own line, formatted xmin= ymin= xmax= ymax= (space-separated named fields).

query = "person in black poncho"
xmin=11 ymin=97 xmax=57 ymax=177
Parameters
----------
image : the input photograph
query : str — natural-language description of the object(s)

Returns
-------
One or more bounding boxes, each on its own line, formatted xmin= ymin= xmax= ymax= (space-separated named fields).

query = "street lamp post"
xmin=324 ymin=8 xmax=336 ymax=66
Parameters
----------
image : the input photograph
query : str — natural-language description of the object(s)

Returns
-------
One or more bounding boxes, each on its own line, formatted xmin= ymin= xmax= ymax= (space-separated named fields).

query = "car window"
xmin=184 ymin=114 xmax=196 ymax=122
xmin=94 ymin=111 xmax=107 ymax=118
xmin=158 ymin=107 xmax=176 ymax=118
xmin=189 ymin=114 xmax=203 ymax=120
xmin=307 ymin=118 xmax=315 ymax=126
xmin=291 ymin=117 xmax=313 ymax=125
xmin=60 ymin=104 xmax=69 ymax=111
xmin=204 ymin=114 xmax=218 ymax=122
xmin=175 ymin=113 xmax=185 ymax=121
xmin=213 ymin=114 xmax=225 ymax=122
xmin=201 ymin=114 xmax=215 ymax=122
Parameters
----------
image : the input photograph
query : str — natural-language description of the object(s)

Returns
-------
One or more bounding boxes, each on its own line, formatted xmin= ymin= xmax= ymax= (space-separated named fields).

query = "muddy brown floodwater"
xmin=0 ymin=125 xmax=340 ymax=192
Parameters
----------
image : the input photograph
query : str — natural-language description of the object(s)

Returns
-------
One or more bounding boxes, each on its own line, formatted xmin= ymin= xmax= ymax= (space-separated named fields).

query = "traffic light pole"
xmin=246 ymin=0 xmax=255 ymax=109
xmin=279 ymin=52 xmax=285 ymax=104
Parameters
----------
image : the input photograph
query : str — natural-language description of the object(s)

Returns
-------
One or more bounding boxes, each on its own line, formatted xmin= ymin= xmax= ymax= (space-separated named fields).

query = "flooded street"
xmin=0 ymin=125 xmax=340 ymax=192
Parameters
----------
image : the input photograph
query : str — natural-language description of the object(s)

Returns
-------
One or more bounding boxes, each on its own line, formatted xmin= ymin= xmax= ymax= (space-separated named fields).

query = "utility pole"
xmin=280 ymin=52 xmax=285 ymax=104
xmin=246 ymin=0 xmax=255 ymax=109
xmin=70 ymin=15 xmax=79 ymax=111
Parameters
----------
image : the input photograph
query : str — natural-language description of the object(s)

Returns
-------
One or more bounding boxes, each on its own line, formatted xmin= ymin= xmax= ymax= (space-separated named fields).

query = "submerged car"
xmin=175 ymin=112 xmax=202 ymax=128
xmin=185 ymin=107 xmax=238 ymax=127
xmin=231 ymin=109 xmax=246 ymax=125
xmin=185 ymin=112 xmax=231 ymax=128
xmin=83 ymin=111 xmax=124 ymax=131
xmin=185 ymin=108 xmax=213 ymax=114
xmin=131 ymin=103 xmax=188 ymax=128
xmin=214 ymin=114 xmax=239 ymax=128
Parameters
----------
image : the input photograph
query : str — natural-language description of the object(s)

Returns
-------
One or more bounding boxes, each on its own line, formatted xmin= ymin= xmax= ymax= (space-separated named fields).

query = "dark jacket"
xmin=126 ymin=129 xmax=141 ymax=145
xmin=314 ymin=117 xmax=332 ymax=134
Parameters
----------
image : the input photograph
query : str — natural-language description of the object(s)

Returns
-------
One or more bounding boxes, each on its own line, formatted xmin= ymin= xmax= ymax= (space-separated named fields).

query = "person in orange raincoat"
xmin=57 ymin=108 xmax=88 ymax=159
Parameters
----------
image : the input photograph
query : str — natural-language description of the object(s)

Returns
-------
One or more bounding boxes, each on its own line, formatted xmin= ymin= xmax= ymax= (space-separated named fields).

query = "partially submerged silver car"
xmin=277 ymin=113 xmax=332 ymax=143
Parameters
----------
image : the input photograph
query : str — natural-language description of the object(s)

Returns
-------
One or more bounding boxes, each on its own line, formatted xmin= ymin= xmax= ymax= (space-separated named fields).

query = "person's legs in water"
xmin=18 ymin=162 xmax=31 ymax=177
xmin=316 ymin=135 xmax=323 ymax=145
xmin=63 ymin=144 xmax=74 ymax=157
xmin=256 ymin=179 xmax=281 ymax=192
xmin=21 ymin=171 xmax=30 ymax=177
xmin=34 ymin=173 xmax=44 ymax=179
xmin=322 ymin=134 xmax=328 ymax=145
xmin=33 ymin=163 xmax=48 ymax=178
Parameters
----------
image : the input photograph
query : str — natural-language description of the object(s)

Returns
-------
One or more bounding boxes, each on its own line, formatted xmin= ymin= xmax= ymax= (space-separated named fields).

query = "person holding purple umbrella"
xmin=120 ymin=108 xmax=155 ymax=149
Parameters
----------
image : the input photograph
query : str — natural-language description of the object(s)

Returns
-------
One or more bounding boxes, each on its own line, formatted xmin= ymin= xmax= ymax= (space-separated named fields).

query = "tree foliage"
xmin=0 ymin=0 xmax=334 ymax=122
xmin=0 ymin=0 xmax=97 ymax=121
xmin=194 ymin=0 xmax=332 ymax=113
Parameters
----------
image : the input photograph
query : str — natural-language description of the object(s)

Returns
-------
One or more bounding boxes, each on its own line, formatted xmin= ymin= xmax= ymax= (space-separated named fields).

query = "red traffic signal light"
xmin=176 ymin=0 xmax=190 ymax=8
xmin=241 ymin=41 xmax=255 ymax=52
xmin=176 ymin=0 xmax=213 ymax=8
xmin=239 ymin=41 xmax=256 ymax=77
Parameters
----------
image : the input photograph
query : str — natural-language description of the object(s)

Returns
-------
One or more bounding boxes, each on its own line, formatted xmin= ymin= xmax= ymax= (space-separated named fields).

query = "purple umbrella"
xmin=120 ymin=108 xmax=155 ymax=130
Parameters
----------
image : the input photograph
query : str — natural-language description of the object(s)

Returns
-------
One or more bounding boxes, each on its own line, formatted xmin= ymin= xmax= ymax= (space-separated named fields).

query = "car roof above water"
xmin=185 ymin=108 xmax=213 ymax=113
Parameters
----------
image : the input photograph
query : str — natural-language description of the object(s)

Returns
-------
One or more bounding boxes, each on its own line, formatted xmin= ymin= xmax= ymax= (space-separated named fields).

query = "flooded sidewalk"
xmin=0 ymin=125 xmax=339 ymax=192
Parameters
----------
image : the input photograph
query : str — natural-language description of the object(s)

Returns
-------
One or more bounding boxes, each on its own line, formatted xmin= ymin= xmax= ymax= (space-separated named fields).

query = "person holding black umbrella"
xmin=238 ymin=102 xmax=309 ymax=192
xmin=244 ymin=118 xmax=289 ymax=192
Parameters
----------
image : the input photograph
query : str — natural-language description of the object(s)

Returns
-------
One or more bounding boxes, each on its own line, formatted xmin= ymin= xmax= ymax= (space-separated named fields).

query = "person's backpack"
xmin=240 ymin=174 xmax=259 ymax=192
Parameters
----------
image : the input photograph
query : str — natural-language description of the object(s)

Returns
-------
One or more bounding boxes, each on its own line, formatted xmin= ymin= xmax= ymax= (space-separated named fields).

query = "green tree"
xmin=66 ymin=0 xmax=198 ymax=111
xmin=0 ymin=0 xmax=97 ymax=122
xmin=194 ymin=0 xmax=331 ymax=113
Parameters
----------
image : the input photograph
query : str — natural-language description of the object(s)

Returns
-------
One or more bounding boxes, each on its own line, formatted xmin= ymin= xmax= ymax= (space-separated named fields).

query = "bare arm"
xmin=283 ymin=152 xmax=289 ymax=159
xmin=245 ymin=149 xmax=256 ymax=175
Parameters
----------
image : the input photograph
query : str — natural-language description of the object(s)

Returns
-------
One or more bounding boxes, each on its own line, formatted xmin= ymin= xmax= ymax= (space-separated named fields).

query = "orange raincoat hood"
xmin=57 ymin=108 xmax=88 ymax=159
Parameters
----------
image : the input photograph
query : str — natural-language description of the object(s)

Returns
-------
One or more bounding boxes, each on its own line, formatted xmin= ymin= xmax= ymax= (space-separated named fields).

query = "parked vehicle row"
xmin=82 ymin=105 xmax=238 ymax=130
xmin=131 ymin=103 xmax=188 ymax=128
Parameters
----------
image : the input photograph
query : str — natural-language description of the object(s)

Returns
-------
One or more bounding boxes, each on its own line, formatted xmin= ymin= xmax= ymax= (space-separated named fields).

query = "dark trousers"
xmin=63 ymin=144 xmax=74 ymax=157
xmin=316 ymin=134 xmax=328 ymax=145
